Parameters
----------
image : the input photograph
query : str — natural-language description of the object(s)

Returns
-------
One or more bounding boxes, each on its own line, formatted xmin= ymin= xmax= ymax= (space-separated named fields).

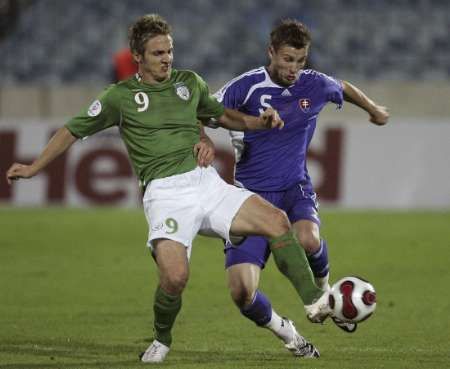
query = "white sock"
xmin=315 ymin=273 xmax=330 ymax=291
xmin=264 ymin=309 xmax=294 ymax=344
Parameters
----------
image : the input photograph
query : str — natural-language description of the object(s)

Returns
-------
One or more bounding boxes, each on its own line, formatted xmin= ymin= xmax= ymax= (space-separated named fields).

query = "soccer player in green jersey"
xmin=6 ymin=14 xmax=329 ymax=363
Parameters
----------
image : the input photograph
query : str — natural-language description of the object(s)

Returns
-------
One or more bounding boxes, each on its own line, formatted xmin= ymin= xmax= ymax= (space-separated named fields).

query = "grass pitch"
xmin=0 ymin=208 xmax=449 ymax=369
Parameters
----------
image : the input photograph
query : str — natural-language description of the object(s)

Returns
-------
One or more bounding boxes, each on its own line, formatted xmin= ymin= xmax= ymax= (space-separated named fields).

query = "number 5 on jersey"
xmin=135 ymin=92 xmax=149 ymax=112
xmin=258 ymin=94 xmax=272 ymax=114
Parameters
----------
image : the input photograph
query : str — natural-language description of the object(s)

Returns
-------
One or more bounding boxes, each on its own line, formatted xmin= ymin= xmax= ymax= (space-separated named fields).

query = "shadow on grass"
xmin=0 ymin=341 xmax=290 ymax=368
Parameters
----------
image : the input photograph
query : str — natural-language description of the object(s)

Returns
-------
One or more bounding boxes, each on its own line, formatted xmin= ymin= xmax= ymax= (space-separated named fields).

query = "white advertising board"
xmin=1 ymin=119 xmax=449 ymax=208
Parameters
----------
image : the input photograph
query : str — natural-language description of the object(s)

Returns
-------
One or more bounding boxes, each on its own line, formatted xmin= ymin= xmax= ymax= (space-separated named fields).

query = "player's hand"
xmin=369 ymin=105 xmax=389 ymax=126
xmin=194 ymin=138 xmax=215 ymax=167
xmin=6 ymin=163 xmax=36 ymax=185
xmin=259 ymin=108 xmax=284 ymax=130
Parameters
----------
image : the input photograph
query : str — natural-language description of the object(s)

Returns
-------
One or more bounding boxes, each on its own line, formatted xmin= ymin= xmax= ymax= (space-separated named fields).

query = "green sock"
xmin=153 ymin=285 xmax=182 ymax=347
xmin=269 ymin=231 xmax=323 ymax=305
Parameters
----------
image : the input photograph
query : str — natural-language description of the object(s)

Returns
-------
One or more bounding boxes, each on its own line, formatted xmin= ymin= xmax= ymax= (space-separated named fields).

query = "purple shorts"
xmin=225 ymin=181 xmax=320 ymax=269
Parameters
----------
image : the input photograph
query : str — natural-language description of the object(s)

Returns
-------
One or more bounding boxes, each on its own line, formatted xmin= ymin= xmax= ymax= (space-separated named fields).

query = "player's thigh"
xmin=287 ymin=183 xmax=321 ymax=252
xmin=143 ymin=176 xmax=204 ymax=256
xmin=153 ymin=238 xmax=190 ymax=293
xmin=145 ymin=199 xmax=200 ymax=248
xmin=287 ymin=181 xmax=321 ymax=227
xmin=225 ymin=235 xmax=270 ymax=269
xmin=198 ymin=167 xmax=254 ymax=242
xmin=230 ymin=194 xmax=290 ymax=238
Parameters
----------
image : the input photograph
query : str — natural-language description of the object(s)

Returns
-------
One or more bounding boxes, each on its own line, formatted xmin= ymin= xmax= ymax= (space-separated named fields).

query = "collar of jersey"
xmin=263 ymin=67 xmax=304 ymax=88
xmin=134 ymin=69 xmax=177 ymax=90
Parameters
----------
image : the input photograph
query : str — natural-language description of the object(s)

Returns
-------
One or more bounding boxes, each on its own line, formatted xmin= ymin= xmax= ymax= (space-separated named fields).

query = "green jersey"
xmin=66 ymin=70 xmax=224 ymax=186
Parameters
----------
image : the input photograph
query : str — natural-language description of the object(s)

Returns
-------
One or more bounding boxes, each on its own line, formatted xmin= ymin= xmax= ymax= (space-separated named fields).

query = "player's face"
xmin=268 ymin=44 xmax=309 ymax=86
xmin=135 ymin=34 xmax=173 ymax=84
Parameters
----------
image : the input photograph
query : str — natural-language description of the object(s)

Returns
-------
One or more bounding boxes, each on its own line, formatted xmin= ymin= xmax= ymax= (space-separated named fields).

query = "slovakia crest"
xmin=299 ymin=98 xmax=311 ymax=112
xmin=174 ymin=82 xmax=190 ymax=101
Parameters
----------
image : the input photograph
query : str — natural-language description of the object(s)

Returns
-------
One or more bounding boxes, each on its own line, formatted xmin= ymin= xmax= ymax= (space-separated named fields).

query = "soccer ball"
xmin=329 ymin=276 xmax=377 ymax=323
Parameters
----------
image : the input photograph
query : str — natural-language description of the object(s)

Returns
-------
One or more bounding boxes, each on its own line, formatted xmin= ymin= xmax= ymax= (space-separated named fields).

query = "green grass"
xmin=0 ymin=208 xmax=449 ymax=369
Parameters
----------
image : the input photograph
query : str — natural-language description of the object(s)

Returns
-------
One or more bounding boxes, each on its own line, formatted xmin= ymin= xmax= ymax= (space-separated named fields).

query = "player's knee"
xmin=298 ymin=233 xmax=321 ymax=254
xmin=229 ymin=283 xmax=256 ymax=309
xmin=162 ymin=271 xmax=189 ymax=295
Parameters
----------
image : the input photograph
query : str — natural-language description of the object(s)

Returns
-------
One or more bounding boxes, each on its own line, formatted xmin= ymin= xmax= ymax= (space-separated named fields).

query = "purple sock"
xmin=307 ymin=239 xmax=329 ymax=278
xmin=240 ymin=290 xmax=272 ymax=326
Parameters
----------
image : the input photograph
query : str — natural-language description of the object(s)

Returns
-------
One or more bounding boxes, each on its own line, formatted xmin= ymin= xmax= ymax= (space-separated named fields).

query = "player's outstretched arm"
xmin=342 ymin=81 xmax=389 ymax=126
xmin=6 ymin=126 xmax=77 ymax=185
xmin=215 ymin=108 xmax=284 ymax=131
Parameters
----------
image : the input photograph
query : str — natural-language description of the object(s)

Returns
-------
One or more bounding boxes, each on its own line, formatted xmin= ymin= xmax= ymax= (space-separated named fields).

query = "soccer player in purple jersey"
xmin=213 ymin=19 xmax=389 ymax=350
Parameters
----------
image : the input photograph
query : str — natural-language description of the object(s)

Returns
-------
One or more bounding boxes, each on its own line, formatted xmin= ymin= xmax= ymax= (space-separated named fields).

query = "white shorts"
xmin=143 ymin=166 xmax=254 ymax=257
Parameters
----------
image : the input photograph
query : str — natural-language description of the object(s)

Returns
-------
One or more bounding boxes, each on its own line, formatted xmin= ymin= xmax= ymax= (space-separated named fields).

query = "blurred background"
xmin=1 ymin=0 xmax=449 ymax=208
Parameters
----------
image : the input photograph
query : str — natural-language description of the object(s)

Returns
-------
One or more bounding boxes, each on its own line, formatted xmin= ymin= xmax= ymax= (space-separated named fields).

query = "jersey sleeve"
xmin=194 ymin=73 xmax=225 ymax=120
xmin=65 ymin=85 xmax=121 ymax=138
xmin=320 ymin=73 xmax=344 ymax=107
xmin=214 ymin=78 xmax=247 ymax=109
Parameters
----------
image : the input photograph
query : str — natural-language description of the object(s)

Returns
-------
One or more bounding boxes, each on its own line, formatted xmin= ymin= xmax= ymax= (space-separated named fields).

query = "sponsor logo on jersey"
xmin=174 ymin=82 xmax=190 ymax=101
xmin=281 ymin=89 xmax=291 ymax=97
xmin=87 ymin=100 xmax=102 ymax=117
xmin=299 ymin=98 xmax=311 ymax=112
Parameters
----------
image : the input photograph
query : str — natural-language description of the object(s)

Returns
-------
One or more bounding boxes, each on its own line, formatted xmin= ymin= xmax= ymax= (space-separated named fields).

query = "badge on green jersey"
xmin=87 ymin=100 xmax=102 ymax=117
xmin=174 ymin=82 xmax=190 ymax=101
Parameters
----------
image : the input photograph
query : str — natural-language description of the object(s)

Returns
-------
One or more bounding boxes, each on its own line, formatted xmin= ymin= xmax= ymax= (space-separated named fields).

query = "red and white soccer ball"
xmin=329 ymin=276 xmax=377 ymax=323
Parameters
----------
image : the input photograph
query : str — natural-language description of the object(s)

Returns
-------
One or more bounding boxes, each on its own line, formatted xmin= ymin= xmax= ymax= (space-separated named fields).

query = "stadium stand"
xmin=0 ymin=0 xmax=449 ymax=85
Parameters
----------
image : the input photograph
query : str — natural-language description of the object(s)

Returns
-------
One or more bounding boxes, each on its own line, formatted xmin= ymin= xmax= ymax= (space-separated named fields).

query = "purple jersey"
xmin=215 ymin=67 xmax=343 ymax=191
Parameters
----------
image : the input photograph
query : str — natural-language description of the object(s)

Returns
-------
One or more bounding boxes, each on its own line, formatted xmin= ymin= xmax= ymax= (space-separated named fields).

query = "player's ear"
xmin=133 ymin=52 xmax=143 ymax=64
xmin=268 ymin=46 xmax=275 ymax=60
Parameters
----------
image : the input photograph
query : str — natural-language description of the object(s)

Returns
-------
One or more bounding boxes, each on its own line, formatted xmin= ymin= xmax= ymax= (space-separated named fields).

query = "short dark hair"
xmin=129 ymin=14 xmax=171 ymax=56
xmin=270 ymin=19 xmax=311 ymax=51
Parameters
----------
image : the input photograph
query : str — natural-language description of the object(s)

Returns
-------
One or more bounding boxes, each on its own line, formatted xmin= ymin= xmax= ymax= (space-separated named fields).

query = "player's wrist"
xmin=245 ymin=116 xmax=262 ymax=130
xmin=364 ymin=100 xmax=378 ymax=115
xmin=27 ymin=163 xmax=40 ymax=178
